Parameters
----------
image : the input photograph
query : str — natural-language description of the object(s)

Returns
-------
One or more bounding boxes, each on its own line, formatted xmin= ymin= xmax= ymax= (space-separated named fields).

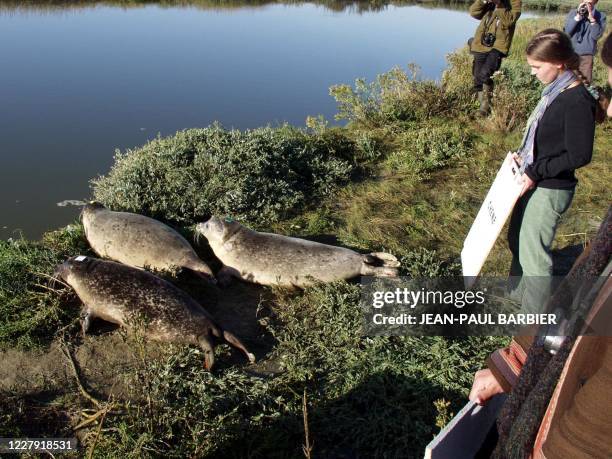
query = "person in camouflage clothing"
xmin=469 ymin=0 xmax=522 ymax=115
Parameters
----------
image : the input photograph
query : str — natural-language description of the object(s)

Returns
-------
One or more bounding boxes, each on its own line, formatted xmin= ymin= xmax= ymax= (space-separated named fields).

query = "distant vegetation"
xmin=0 ymin=15 xmax=610 ymax=458
xmin=2 ymin=0 xmax=611 ymax=13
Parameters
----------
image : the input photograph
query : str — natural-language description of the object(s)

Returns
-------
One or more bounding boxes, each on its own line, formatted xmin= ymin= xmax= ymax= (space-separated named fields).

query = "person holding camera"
xmin=564 ymin=0 xmax=606 ymax=83
xmin=469 ymin=0 xmax=522 ymax=116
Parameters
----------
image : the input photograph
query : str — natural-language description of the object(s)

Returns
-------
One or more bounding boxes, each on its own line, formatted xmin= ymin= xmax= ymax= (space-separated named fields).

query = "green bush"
xmin=440 ymin=47 xmax=475 ymax=113
xmin=330 ymin=66 xmax=451 ymax=128
xmin=0 ymin=225 xmax=89 ymax=349
xmin=386 ymin=122 xmax=474 ymax=175
xmin=92 ymin=124 xmax=357 ymax=225
xmin=267 ymin=282 xmax=508 ymax=457
xmin=399 ymin=247 xmax=461 ymax=277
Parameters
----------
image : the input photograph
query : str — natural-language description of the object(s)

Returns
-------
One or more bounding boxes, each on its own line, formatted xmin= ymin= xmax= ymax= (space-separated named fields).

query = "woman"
xmin=468 ymin=32 xmax=612 ymax=457
xmin=507 ymin=28 xmax=600 ymax=311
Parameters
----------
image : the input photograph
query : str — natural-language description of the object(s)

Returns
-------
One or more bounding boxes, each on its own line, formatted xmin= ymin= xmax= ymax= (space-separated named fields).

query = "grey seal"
xmin=195 ymin=216 xmax=400 ymax=288
xmin=82 ymin=203 xmax=214 ymax=283
xmin=53 ymin=255 xmax=255 ymax=370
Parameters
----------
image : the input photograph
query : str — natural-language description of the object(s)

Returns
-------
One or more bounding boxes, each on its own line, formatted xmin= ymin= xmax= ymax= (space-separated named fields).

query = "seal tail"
xmin=222 ymin=330 xmax=256 ymax=364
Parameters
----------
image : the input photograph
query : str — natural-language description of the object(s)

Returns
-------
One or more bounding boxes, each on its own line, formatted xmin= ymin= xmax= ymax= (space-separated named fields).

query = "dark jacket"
xmin=525 ymin=85 xmax=596 ymax=189
xmin=469 ymin=0 xmax=522 ymax=55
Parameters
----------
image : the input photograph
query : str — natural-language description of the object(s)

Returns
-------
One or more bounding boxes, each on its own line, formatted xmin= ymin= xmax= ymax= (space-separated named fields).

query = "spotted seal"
xmin=53 ymin=256 xmax=255 ymax=370
xmin=195 ymin=216 xmax=400 ymax=288
xmin=82 ymin=203 xmax=214 ymax=283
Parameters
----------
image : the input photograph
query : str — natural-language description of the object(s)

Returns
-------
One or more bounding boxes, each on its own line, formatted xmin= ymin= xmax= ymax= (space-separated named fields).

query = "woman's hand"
xmin=469 ymin=369 xmax=505 ymax=405
xmin=510 ymin=153 xmax=536 ymax=196
xmin=519 ymin=173 xmax=536 ymax=197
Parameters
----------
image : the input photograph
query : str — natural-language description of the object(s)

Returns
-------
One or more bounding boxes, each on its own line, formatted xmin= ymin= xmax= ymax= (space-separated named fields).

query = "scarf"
xmin=517 ymin=70 xmax=577 ymax=173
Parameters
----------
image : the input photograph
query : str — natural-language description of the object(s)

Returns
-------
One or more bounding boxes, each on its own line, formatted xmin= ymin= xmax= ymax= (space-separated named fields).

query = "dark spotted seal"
xmin=82 ymin=203 xmax=215 ymax=282
xmin=54 ymin=256 xmax=255 ymax=370
xmin=195 ymin=216 xmax=400 ymax=288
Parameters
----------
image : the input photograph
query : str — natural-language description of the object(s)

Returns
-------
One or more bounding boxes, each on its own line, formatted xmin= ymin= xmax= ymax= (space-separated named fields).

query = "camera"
xmin=578 ymin=3 xmax=589 ymax=16
xmin=481 ymin=33 xmax=496 ymax=48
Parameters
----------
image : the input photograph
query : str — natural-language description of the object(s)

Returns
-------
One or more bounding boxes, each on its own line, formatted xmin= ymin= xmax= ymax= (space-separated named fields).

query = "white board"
xmin=462 ymin=153 xmax=523 ymax=288
xmin=424 ymin=395 xmax=506 ymax=459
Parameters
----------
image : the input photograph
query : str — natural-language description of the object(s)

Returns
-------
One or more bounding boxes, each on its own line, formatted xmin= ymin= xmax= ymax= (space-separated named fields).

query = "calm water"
xmin=0 ymin=2 xmax=538 ymax=240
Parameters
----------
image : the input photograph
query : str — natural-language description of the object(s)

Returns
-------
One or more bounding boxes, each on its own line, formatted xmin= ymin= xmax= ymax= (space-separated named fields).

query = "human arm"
xmin=564 ymin=9 xmax=582 ymax=35
xmin=525 ymin=98 xmax=595 ymax=182
xmin=588 ymin=10 xmax=606 ymax=40
xmin=470 ymin=0 xmax=494 ymax=20
xmin=497 ymin=0 xmax=522 ymax=28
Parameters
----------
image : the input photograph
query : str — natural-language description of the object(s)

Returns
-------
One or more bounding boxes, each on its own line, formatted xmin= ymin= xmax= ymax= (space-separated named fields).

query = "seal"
xmin=82 ymin=203 xmax=215 ymax=283
xmin=53 ymin=255 xmax=255 ymax=370
xmin=195 ymin=216 xmax=400 ymax=288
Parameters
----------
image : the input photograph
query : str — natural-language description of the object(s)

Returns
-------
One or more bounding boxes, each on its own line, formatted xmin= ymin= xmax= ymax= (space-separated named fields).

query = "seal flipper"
xmin=364 ymin=252 xmax=400 ymax=268
xmin=222 ymin=330 xmax=256 ymax=364
xmin=198 ymin=334 xmax=216 ymax=370
xmin=81 ymin=309 xmax=94 ymax=336
xmin=360 ymin=264 xmax=399 ymax=277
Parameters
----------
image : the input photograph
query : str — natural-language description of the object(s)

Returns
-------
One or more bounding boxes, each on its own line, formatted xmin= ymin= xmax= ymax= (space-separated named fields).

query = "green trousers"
xmin=507 ymin=186 xmax=575 ymax=312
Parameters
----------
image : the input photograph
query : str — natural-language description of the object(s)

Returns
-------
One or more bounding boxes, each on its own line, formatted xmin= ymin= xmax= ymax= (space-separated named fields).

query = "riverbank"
xmin=3 ymin=0 xmax=612 ymax=13
xmin=1 ymin=15 xmax=610 ymax=457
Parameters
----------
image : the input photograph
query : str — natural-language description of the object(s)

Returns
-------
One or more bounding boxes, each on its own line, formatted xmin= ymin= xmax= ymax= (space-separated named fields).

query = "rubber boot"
xmin=477 ymin=91 xmax=485 ymax=116
xmin=478 ymin=84 xmax=492 ymax=117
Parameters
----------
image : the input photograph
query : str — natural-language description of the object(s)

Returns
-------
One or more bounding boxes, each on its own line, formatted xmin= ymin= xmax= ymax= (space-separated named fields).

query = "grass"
xmin=0 ymin=13 xmax=610 ymax=459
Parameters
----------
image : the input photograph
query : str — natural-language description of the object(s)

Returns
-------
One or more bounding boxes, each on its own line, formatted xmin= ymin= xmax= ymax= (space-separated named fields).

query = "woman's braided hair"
xmin=526 ymin=28 xmax=608 ymax=123
xmin=602 ymin=32 xmax=612 ymax=68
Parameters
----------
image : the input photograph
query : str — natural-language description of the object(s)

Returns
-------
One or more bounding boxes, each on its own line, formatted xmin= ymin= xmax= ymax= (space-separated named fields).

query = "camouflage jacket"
xmin=469 ymin=0 xmax=522 ymax=56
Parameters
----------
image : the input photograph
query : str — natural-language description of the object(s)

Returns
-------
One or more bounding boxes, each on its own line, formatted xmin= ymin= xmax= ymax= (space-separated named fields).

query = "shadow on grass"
xmin=552 ymin=243 xmax=584 ymax=276
xmin=205 ymin=370 xmax=464 ymax=459
xmin=0 ymin=389 xmax=73 ymax=438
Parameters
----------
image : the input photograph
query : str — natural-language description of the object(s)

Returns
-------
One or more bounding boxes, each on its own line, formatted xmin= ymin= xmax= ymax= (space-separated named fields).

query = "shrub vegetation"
xmin=93 ymin=125 xmax=358 ymax=225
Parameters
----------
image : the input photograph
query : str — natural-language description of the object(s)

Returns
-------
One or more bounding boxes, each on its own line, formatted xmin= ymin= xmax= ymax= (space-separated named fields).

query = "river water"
xmin=0 ymin=1 xmax=540 ymax=240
